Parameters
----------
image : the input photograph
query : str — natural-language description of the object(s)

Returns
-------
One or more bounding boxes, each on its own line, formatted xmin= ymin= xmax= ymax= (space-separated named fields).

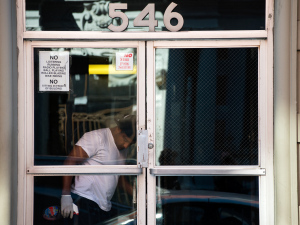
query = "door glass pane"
xmin=156 ymin=176 xmax=259 ymax=225
xmin=25 ymin=0 xmax=265 ymax=31
xmin=34 ymin=175 xmax=137 ymax=225
xmin=155 ymin=48 xmax=258 ymax=165
xmin=34 ymin=47 xmax=137 ymax=165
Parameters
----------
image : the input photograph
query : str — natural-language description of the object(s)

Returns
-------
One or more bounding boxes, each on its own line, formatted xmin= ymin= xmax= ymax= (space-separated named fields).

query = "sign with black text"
xmin=39 ymin=51 xmax=69 ymax=92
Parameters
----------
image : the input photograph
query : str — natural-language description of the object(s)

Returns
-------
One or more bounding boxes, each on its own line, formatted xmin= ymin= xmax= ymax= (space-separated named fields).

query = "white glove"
xmin=61 ymin=195 xmax=74 ymax=219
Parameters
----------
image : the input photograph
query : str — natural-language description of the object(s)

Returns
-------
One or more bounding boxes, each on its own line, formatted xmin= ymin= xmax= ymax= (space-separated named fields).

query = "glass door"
xmin=23 ymin=40 xmax=271 ymax=225
xmin=146 ymin=41 xmax=269 ymax=225
xmin=24 ymin=41 xmax=146 ymax=225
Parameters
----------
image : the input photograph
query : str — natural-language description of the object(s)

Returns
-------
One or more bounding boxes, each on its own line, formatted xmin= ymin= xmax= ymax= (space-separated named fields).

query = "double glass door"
xmin=26 ymin=40 xmax=266 ymax=225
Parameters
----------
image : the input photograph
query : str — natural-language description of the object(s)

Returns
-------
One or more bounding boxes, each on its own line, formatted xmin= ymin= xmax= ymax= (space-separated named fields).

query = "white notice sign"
xmin=39 ymin=51 xmax=69 ymax=92
xmin=116 ymin=53 xmax=134 ymax=71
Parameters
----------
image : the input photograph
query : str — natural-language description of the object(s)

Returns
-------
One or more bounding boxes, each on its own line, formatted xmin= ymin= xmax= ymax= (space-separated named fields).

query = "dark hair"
xmin=159 ymin=148 xmax=177 ymax=165
xmin=115 ymin=115 xmax=136 ymax=144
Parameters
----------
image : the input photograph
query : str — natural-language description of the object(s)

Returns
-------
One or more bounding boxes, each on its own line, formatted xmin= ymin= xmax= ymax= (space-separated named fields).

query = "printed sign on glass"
xmin=116 ymin=53 xmax=134 ymax=71
xmin=39 ymin=51 xmax=69 ymax=92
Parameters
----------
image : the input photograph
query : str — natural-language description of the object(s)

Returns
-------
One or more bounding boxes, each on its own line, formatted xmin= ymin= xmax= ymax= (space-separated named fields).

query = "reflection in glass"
xmin=34 ymin=47 xmax=137 ymax=165
xmin=25 ymin=0 xmax=265 ymax=31
xmin=156 ymin=176 xmax=259 ymax=225
xmin=155 ymin=48 xmax=258 ymax=166
xmin=34 ymin=176 xmax=137 ymax=225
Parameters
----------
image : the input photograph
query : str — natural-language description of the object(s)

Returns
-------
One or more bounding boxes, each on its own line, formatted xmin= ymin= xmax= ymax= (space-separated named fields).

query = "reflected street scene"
xmin=34 ymin=176 xmax=137 ymax=225
xmin=34 ymin=47 xmax=138 ymax=165
xmin=33 ymin=47 xmax=139 ymax=225
xmin=156 ymin=176 xmax=259 ymax=225
xmin=26 ymin=0 xmax=265 ymax=31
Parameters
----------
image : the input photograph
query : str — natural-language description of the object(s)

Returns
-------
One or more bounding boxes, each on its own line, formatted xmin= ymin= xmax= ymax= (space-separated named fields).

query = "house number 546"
xmin=108 ymin=2 xmax=184 ymax=32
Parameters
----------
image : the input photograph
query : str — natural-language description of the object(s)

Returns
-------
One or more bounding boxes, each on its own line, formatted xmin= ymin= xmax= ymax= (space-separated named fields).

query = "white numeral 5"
xmin=108 ymin=3 xmax=129 ymax=32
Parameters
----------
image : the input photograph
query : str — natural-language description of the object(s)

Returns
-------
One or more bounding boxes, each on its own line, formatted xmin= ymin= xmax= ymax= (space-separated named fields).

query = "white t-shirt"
xmin=71 ymin=128 xmax=128 ymax=211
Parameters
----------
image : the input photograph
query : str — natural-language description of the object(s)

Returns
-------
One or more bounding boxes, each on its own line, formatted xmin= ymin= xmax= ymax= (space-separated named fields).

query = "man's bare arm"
xmin=62 ymin=145 xmax=89 ymax=195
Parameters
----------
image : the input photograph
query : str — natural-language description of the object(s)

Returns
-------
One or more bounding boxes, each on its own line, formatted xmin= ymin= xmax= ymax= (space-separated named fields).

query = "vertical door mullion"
xmin=25 ymin=41 xmax=35 ymax=225
xmin=259 ymin=40 xmax=274 ymax=225
xmin=146 ymin=41 xmax=157 ymax=225
xmin=21 ymin=41 xmax=32 ymax=225
xmin=26 ymin=175 xmax=34 ymax=225
xmin=137 ymin=41 xmax=146 ymax=225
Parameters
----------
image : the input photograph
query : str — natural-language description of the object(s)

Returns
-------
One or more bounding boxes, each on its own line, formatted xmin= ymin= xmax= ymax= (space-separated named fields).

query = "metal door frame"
xmin=146 ymin=40 xmax=273 ymax=225
xmin=20 ymin=40 xmax=146 ymax=225
xmin=19 ymin=39 xmax=273 ymax=225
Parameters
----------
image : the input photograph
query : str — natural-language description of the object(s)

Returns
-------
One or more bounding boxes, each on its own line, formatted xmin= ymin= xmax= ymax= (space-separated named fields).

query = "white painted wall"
xmin=274 ymin=0 xmax=298 ymax=224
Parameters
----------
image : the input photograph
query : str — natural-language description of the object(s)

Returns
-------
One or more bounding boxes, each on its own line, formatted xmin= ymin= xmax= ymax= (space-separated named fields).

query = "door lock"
xmin=148 ymin=143 xmax=154 ymax=149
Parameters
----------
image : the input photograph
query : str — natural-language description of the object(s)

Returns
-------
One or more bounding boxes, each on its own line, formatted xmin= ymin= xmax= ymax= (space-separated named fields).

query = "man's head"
xmin=113 ymin=115 xmax=136 ymax=150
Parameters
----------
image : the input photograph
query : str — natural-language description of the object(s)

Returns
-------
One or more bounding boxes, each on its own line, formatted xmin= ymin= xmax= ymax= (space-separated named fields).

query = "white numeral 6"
xmin=164 ymin=2 xmax=184 ymax=32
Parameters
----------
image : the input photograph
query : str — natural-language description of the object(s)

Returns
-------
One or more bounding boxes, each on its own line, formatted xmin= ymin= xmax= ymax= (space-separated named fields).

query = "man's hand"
xmin=61 ymin=195 xmax=74 ymax=219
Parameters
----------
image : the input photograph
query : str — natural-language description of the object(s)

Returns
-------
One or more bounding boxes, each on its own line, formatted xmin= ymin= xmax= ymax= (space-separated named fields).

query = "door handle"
xmin=133 ymin=178 xmax=137 ymax=204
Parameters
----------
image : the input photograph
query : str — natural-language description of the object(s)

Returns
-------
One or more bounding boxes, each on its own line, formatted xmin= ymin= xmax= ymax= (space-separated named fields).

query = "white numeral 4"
xmin=133 ymin=4 xmax=158 ymax=32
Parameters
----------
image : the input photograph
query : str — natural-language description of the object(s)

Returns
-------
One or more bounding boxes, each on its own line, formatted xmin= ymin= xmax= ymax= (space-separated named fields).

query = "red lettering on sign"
xmin=124 ymin=53 xmax=133 ymax=57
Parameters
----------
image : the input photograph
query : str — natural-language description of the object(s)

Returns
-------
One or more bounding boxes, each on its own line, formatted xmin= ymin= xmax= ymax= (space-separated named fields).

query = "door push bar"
xmin=136 ymin=130 xmax=266 ymax=176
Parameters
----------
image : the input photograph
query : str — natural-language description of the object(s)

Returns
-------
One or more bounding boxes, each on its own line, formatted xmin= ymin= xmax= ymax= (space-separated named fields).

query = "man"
xmin=61 ymin=114 xmax=136 ymax=225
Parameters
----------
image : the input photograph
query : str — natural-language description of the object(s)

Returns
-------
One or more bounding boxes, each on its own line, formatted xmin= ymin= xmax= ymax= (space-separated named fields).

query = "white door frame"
xmin=20 ymin=40 xmax=147 ymax=225
xmin=146 ymin=40 xmax=273 ymax=225
xmin=18 ymin=39 xmax=273 ymax=225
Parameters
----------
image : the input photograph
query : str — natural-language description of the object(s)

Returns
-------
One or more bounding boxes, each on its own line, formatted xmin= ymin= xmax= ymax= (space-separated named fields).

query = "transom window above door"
xmin=25 ymin=0 xmax=266 ymax=32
